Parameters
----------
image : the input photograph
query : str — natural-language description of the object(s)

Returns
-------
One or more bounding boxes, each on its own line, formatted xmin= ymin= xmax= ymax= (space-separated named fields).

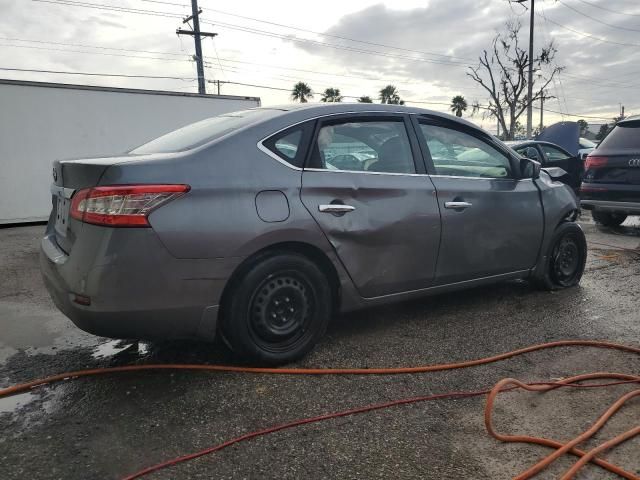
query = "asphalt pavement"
xmin=1 ymin=215 xmax=639 ymax=479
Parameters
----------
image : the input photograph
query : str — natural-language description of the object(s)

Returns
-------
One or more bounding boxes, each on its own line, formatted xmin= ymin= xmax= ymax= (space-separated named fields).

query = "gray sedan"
xmin=41 ymin=104 xmax=586 ymax=364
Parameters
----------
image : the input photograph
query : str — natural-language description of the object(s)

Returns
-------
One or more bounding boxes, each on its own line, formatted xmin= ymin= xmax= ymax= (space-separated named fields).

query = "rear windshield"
xmin=598 ymin=121 xmax=640 ymax=150
xmin=130 ymin=109 xmax=268 ymax=154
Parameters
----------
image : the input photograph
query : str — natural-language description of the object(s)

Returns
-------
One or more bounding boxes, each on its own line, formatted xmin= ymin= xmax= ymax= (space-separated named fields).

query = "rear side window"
xmin=419 ymin=123 xmax=512 ymax=178
xmin=262 ymin=121 xmax=314 ymax=168
xmin=599 ymin=122 xmax=640 ymax=149
xmin=130 ymin=109 xmax=268 ymax=154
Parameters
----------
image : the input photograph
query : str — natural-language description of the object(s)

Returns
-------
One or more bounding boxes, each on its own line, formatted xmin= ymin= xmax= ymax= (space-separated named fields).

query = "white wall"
xmin=0 ymin=81 xmax=260 ymax=224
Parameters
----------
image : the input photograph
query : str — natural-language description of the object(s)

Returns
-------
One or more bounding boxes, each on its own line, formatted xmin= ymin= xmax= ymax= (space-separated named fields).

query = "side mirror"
xmin=520 ymin=157 xmax=541 ymax=179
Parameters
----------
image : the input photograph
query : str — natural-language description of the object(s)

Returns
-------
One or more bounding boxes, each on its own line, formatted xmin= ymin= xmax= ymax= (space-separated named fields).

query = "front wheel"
xmin=222 ymin=253 xmax=331 ymax=365
xmin=534 ymin=222 xmax=587 ymax=290
xmin=592 ymin=211 xmax=627 ymax=227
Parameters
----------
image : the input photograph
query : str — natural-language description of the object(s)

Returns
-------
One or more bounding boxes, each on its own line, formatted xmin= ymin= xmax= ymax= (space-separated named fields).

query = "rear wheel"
xmin=222 ymin=253 xmax=331 ymax=365
xmin=592 ymin=211 xmax=627 ymax=227
xmin=534 ymin=222 xmax=587 ymax=290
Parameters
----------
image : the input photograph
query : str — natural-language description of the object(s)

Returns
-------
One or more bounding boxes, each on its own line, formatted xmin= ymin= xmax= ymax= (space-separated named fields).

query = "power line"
xmin=0 ymin=66 xmax=196 ymax=80
xmin=32 ymin=0 xmax=182 ymax=18
xmin=557 ymin=0 xmax=640 ymax=33
xmin=2 ymin=66 xmax=622 ymax=120
xmin=0 ymin=36 xmax=190 ymax=57
xmin=572 ymin=0 xmax=640 ymax=17
xmin=203 ymin=20 xmax=470 ymax=67
xmin=0 ymin=42 xmax=192 ymax=63
xmin=537 ymin=9 xmax=640 ymax=47
xmin=202 ymin=6 xmax=475 ymax=63
xmin=138 ymin=0 xmax=475 ymax=63
xmin=32 ymin=0 xmax=471 ymax=68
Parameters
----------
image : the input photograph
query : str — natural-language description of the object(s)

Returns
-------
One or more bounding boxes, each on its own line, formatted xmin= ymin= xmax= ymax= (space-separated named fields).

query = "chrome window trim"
xmin=304 ymin=167 xmax=426 ymax=177
xmin=256 ymin=141 xmax=302 ymax=171
xmin=429 ymin=174 xmax=528 ymax=181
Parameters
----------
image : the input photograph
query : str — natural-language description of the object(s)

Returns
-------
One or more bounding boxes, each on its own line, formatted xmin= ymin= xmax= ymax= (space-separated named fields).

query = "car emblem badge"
xmin=52 ymin=167 xmax=58 ymax=181
xmin=629 ymin=159 xmax=640 ymax=167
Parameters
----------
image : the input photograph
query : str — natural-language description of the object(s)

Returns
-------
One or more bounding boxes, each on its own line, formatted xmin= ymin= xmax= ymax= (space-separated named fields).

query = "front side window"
xmin=310 ymin=120 xmax=416 ymax=174
xmin=540 ymin=144 xmax=571 ymax=162
xmin=419 ymin=123 xmax=512 ymax=178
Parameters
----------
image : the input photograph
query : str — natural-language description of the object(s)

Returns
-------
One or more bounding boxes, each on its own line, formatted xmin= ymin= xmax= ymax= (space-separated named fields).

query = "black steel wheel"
xmin=223 ymin=253 xmax=331 ymax=364
xmin=533 ymin=222 xmax=587 ymax=290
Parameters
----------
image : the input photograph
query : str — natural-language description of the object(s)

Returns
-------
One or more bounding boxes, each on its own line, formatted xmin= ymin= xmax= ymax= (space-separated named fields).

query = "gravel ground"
xmin=0 ymin=216 xmax=639 ymax=480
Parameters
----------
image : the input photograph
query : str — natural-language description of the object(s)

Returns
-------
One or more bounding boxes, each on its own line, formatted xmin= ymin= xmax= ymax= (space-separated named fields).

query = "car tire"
xmin=592 ymin=211 xmax=627 ymax=227
xmin=533 ymin=222 xmax=587 ymax=291
xmin=222 ymin=253 xmax=331 ymax=365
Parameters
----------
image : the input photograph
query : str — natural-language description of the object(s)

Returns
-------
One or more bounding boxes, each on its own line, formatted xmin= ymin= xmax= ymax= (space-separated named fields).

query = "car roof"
xmin=248 ymin=102 xmax=481 ymax=130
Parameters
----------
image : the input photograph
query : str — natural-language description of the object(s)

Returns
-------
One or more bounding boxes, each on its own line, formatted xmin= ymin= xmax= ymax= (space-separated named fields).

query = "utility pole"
xmin=539 ymin=88 xmax=544 ymax=134
xmin=176 ymin=0 xmax=217 ymax=94
xmin=526 ymin=0 xmax=535 ymax=139
xmin=512 ymin=0 xmax=534 ymax=138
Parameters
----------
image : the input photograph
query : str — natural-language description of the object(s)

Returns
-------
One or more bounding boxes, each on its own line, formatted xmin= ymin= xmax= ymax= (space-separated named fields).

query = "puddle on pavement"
xmin=0 ymin=391 xmax=36 ymax=414
xmin=91 ymin=340 xmax=137 ymax=359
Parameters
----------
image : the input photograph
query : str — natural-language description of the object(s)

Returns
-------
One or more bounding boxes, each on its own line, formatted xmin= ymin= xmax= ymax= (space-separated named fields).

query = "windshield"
xmin=579 ymin=138 xmax=596 ymax=148
xmin=130 ymin=109 xmax=268 ymax=154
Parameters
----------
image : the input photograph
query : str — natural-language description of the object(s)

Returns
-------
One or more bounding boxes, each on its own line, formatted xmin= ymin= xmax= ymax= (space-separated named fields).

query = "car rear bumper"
xmin=40 ymin=225 xmax=243 ymax=342
xmin=580 ymin=199 xmax=640 ymax=214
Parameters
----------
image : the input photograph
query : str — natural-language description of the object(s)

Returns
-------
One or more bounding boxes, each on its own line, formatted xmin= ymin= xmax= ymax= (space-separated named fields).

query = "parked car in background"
xmin=580 ymin=115 xmax=640 ymax=226
xmin=506 ymin=140 xmax=583 ymax=190
xmin=578 ymin=137 xmax=596 ymax=160
xmin=41 ymin=104 xmax=585 ymax=364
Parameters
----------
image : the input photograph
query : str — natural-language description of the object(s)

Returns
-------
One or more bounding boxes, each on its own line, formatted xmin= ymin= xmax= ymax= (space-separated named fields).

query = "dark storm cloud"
xmin=290 ymin=0 xmax=639 ymax=120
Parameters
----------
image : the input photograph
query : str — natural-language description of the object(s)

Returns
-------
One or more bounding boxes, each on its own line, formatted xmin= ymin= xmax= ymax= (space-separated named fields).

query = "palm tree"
xmin=450 ymin=95 xmax=468 ymax=117
xmin=291 ymin=82 xmax=313 ymax=103
xmin=357 ymin=96 xmax=373 ymax=103
xmin=320 ymin=87 xmax=343 ymax=102
xmin=379 ymin=85 xmax=403 ymax=105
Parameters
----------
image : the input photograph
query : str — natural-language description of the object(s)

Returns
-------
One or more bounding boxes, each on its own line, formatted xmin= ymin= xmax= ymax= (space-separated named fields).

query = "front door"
xmin=414 ymin=118 xmax=543 ymax=285
xmin=300 ymin=114 xmax=441 ymax=298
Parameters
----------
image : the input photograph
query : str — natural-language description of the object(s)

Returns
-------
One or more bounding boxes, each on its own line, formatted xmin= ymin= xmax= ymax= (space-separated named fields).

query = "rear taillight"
xmin=70 ymin=184 xmax=190 ymax=227
xmin=584 ymin=156 xmax=608 ymax=169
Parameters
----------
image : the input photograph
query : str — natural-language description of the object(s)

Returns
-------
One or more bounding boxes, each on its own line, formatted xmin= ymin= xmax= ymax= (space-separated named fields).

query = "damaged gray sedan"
xmin=41 ymin=104 xmax=586 ymax=364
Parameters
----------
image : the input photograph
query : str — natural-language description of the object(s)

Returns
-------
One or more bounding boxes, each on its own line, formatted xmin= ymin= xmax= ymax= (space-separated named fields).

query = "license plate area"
xmin=54 ymin=193 xmax=71 ymax=236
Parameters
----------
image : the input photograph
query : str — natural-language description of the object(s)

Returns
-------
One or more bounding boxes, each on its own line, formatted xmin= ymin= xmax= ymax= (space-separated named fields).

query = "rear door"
xmin=300 ymin=113 xmax=441 ymax=298
xmin=413 ymin=117 xmax=543 ymax=285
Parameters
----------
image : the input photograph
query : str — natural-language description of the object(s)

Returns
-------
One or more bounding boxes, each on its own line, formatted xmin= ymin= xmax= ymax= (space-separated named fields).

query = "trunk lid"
xmin=51 ymin=157 xmax=120 ymax=253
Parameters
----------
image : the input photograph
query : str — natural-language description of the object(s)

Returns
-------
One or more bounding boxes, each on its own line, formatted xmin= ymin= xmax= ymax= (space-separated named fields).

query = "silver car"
xmin=41 ymin=104 xmax=586 ymax=364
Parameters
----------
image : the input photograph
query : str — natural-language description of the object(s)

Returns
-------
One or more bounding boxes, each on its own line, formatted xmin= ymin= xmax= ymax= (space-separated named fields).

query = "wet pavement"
xmin=1 ymin=215 xmax=639 ymax=479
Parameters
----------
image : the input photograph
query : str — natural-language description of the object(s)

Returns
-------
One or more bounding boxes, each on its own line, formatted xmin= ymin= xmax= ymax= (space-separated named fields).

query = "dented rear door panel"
xmin=300 ymin=170 xmax=441 ymax=298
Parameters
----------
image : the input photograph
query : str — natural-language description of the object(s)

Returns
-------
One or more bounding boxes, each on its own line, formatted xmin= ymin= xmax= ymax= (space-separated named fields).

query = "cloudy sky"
xmin=1 ymin=0 xmax=638 ymax=133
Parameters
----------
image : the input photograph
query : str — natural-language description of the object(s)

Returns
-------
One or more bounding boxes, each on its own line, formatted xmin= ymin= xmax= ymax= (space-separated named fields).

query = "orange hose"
xmin=1 ymin=339 xmax=639 ymax=398
xmin=485 ymin=373 xmax=640 ymax=480
xmin=1 ymin=339 xmax=638 ymax=479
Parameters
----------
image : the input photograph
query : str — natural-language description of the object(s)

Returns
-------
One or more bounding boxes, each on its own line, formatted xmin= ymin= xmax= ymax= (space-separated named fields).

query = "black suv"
xmin=580 ymin=115 xmax=640 ymax=227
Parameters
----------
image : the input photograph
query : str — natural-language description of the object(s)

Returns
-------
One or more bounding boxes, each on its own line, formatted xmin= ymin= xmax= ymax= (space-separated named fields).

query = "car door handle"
xmin=319 ymin=204 xmax=356 ymax=213
xmin=444 ymin=201 xmax=472 ymax=209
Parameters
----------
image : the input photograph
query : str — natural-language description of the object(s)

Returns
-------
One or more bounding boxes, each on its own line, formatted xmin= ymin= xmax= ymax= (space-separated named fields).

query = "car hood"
xmin=537 ymin=122 xmax=580 ymax=156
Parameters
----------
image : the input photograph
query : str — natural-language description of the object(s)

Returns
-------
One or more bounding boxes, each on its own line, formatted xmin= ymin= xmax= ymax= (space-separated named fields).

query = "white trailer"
xmin=0 ymin=79 xmax=261 ymax=224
